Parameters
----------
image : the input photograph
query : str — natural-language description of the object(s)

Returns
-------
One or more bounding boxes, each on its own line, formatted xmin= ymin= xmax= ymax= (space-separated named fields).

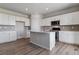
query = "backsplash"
xmin=0 ymin=25 xmax=15 ymax=31
xmin=41 ymin=26 xmax=51 ymax=32
xmin=41 ymin=25 xmax=79 ymax=32
xmin=60 ymin=25 xmax=79 ymax=31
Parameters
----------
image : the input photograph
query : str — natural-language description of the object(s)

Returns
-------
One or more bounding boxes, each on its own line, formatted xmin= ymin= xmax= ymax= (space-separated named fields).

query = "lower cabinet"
xmin=0 ymin=31 xmax=10 ymax=43
xmin=9 ymin=31 xmax=17 ymax=41
xmin=0 ymin=31 xmax=17 ymax=44
xmin=59 ymin=31 xmax=79 ymax=45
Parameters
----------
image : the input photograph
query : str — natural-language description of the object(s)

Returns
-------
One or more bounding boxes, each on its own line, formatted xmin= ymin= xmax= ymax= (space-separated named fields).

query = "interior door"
xmin=16 ymin=21 xmax=25 ymax=39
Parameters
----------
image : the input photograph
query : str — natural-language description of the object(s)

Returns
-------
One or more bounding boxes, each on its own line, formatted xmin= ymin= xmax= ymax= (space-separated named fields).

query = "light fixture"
xmin=26 ymin=8 xmax=28 ymax=11
xmin=46 ymin=8 xmax=49 ymax=10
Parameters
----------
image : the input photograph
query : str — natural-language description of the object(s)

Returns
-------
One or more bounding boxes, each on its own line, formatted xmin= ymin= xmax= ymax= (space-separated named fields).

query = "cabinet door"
xmin=60 ymin=14 xmax=72 ymax=25
xmin=3 ymin=14 xmax=9 ymax=25
xmin=0 ymin=14 xmax=3 ymax=24
xmin=0 ymin=13 xmax=9 ymax=25
xmin=9 ymin=15 xmax=16 ymax=25
xmin=9 ymin=31 xmax=17 ymax=41
xmin=71 ymin=12 xmax=79 ymax=24
xmin=0 ymin=31 xmax=9 ymax=43
xmin=60 ymin=11 xmax=79 ymax=25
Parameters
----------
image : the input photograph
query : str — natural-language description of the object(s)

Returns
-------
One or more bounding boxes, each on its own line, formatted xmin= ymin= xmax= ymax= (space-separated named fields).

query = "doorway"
xmin=16 ymin=21 xmax=25 ymax=39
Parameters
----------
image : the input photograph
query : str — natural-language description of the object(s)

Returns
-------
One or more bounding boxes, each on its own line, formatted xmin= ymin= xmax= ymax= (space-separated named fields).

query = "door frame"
xmin=15 ymin=21 xmax=25 ymax=39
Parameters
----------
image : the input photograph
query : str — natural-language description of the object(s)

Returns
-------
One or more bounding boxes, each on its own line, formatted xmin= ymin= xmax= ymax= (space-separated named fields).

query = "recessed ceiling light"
xmin=46 ymin=8 xmax=49 ymax=10
xmin=26 ymin=8 xmax=28 ymax=11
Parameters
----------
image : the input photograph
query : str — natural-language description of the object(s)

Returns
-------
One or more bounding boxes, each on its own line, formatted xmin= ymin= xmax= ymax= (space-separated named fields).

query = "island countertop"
xmin=30 ymin=31 xmax=56 ymax=33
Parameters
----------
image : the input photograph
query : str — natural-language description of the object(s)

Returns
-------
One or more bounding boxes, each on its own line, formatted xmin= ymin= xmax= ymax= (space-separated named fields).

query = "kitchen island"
xmin=30 ymin=31 xmax=55 ymax=51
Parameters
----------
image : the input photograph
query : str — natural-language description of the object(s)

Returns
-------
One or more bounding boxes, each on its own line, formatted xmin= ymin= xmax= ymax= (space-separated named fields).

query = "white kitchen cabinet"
xmin=9 ymin=31 xmax=17 ymax=41
xmin=59 ymin=31 xmax=79 ymax=45
xmin=8 ymin=15 xmax=16 ymax=25
xmin=0 ymin=14 xmax=3 ymax=24
xmin=60 ymin=14 xmax=72 ymax=25
xmin=41 ymin=15 xmax=62 ymax=26
xmin=42 ymin=11 xmax=79 ymax=25
xmin=0 ymin=13 xmax=9 ymax=25
xmin=60 ymin=11 xmax=79 ymax=25
xmin=51 ymin=15 xmax=61 ymax=21
xmin=0 ymin=13 xmax=16 ymax=25
xmin=0 ymin=31 xmax=17 ymax=43
xmin=0 ymin=31 xmax=9 ymax=43
xmin=71 ymin=11 xmax=79 ymax=24
xmin=2 ymin=14 xmax=9 ymax=25
xmin=41 ymin=11 xmax=79 ymax=26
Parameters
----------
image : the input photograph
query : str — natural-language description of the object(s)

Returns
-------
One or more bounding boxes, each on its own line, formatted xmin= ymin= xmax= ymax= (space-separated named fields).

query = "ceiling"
xmin=0 ymin=3 xmax=79 ymax=16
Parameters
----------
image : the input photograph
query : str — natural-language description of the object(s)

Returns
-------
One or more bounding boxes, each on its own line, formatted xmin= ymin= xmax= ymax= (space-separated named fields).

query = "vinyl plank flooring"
xmin=0 ymin=38 xmax=79 ymax=55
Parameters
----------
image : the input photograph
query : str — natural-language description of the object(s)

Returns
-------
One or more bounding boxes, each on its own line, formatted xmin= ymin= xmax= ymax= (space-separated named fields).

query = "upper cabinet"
xmin=51 ymin=15 xmax=61 ymax=21
xmin=60 ymin=14 xmax=72 ymax=25
xmin=41 ymin=15 xmax=61 ymax=26
xmin=0 ymin=13 xmax=16 ymax=25
xmin=8 ymin=15 xmax=16 ymax=25
xmin=41 ymin=11 xmax=79 ymax=26
xmin=0 ymin=13 xmax=9 ymax=25
xmin=60 ymin=11 xmax=79 ymax=25
xmin=71 ymin=12 xmax=79 ymax=24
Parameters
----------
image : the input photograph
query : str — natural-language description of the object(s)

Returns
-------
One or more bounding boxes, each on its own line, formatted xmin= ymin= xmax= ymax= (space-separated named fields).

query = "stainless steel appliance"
xmin=51 ymin=21 xmax=60 ymax=41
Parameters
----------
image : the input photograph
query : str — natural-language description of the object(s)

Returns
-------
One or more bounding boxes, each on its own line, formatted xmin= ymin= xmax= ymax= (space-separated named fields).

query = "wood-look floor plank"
xmin=0 ymin=38 xmax=79 ymax=55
